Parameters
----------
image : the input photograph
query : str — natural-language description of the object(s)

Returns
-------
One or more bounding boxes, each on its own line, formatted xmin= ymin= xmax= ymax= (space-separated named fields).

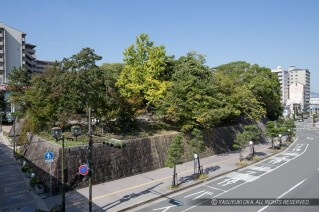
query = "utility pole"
xmin=13 ymin=115 xmax=16 ymax=159
xmin=61 ymin=136 xmax=65 ymax=212
xmin=88 ymin=107 xmax=93 ymax=212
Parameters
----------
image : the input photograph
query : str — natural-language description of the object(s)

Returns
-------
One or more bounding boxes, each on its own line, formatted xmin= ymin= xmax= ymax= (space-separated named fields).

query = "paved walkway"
xmin=44 ymin=140 xmax=277 ymax=211
xmin=0 ymin=132 xmax=48 ymax=212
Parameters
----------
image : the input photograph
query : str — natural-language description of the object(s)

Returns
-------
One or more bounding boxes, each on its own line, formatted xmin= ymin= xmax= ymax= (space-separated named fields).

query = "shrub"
xmin=30 ymin=177 xmax=41 ymax=187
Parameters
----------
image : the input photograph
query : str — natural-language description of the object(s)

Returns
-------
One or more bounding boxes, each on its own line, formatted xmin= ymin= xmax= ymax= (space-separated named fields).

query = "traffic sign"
xmin=79 ymin=164 xmax=89 ymax=176
xmin=44 ymin=151 xmax=54 ymax=163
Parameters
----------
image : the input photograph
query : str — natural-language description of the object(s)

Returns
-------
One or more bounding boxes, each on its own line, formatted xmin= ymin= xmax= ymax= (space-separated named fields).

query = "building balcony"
xmin=0 ymin=50 xmax=3 ymax=54
xmin=0 ymin=58 xmax=3 ymax=62
xmin=0 ymin=41 xmax=3 ymax=46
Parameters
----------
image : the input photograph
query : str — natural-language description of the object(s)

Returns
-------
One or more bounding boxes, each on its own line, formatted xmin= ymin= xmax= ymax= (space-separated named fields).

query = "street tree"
xmin=166 ymin=135 xmax=185 ymax=187
xmin=244 ymin=125 xmax=262 ymax=144
xmin=266 ymin=121 xmax=278 ymax=149
xmin=233 ymin=131 xmax=252 ymax=161
xmin=188 ymin=128 xmax=205 ymax=175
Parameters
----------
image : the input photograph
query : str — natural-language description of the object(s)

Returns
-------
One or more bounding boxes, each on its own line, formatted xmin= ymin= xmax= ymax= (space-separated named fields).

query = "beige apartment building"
xmin=272 ymin=65 xmax=311 ymax=115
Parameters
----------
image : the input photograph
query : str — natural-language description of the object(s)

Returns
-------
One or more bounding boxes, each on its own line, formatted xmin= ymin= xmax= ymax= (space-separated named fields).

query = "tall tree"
xmin=216 ymin=61 xmax=282 ymax=120
xmin=159 ymin=52 xmax=230 ymax=131
xmin=213 ymin=70 xmax=266 ymax=121
xmin=7 ymin=67 xmax=31 ymax=117
xmin=116 ymin=34 xmax=170 ymax=110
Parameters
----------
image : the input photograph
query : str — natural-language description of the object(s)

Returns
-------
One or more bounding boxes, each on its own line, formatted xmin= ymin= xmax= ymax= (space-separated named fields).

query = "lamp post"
xmin=287 ymin=129 xmax=291 ymax=142
xmin=249 ymin=141 xmax=254 ymax=157
xmin=71 ymin=125 xmax=81 ymax=141
xmin=51 ymin=127 xmax=65 ymax=212
xmin=278 ymin=134 xmax=282 ymax=149
xmin=88 ymin=107 xmax=93 ymax=212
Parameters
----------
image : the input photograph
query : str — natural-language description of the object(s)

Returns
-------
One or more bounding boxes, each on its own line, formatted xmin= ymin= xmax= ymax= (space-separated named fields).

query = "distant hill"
xmin=311 ymin=92 xmax=319 ymax=98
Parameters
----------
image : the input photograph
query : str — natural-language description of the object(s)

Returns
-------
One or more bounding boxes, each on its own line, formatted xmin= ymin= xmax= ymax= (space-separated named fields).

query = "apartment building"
xmin=288 ymin=66 xmax=311 ymax=111
xmin=0 ymin=22 xmax=52 ymax=120
xmin=0 ymin=22 xmax=52 ymax=84
xmin=272 ymin=65 xmax=311 ymax=115
xmin=271 ymin=66 xmax=289 ymax=107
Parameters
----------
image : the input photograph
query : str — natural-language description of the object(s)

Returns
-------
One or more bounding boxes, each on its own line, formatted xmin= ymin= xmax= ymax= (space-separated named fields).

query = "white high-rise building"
xmin=271 ymin=66 xmax=289 ymax=107
xmin=287 ymin=66 xmax=310 ymax=111
xmin=272 ymin=65 xmax=311 ymax=114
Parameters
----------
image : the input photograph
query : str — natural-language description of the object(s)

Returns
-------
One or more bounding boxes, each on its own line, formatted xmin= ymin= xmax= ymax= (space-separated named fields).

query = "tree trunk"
xmin=271 ymin=138 xmax=274 ymax=149
xmin=172 ymin=166 xmax=176 ymax=187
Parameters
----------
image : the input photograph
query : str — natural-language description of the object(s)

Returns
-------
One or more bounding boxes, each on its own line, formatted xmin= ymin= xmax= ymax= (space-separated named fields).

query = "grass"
xmin=251 ymin=156 xmax=261 ymax=162
xmin=236 ymin=160 xmax=249 ymax=167
xmin=36 ymin=122 xmax=177 ymax=147
xmin=168 ymin=185 xmax=180 ymax=190
xmin=197 ymin=173 xmax=208 ymax=180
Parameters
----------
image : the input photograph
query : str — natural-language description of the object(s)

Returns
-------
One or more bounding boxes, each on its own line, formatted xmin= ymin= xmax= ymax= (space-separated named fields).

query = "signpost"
xmin=79 ymin=164 xmax=89 ymax=176
xmin=44 ymin=151 xmax=54 ymax=196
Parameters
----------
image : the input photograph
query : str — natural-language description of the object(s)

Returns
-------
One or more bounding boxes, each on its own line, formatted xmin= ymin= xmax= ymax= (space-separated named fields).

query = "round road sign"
xmin=79 ymin=164 xmax=89 ymax=176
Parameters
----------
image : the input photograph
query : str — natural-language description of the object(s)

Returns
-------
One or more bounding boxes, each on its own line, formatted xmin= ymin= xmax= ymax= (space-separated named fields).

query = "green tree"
xmin=276 ymin=121 xmax=287 ymax=148
xmin=166 ymin=135 xmax=184 ymax=187
xmin=7 ymin=67 xmax=31 ymax=117
xmin=216 ymin=61 xmax=282 ymax=120
xmin=116 ymin=33 xmax=170 ymax=110
xmin=188 ymin=128 xmax=205 ymax=156
xmin=266 ymin=121 xmax=278 ymax=149
xmin=213 ymin=71 xmax=266 ymax=121
xmin=244 ymin=125 xmax=262 ymax=144
xmin=159 ymin=52 xmax=230 ymax=131
xmin=233 ymin=131 xmax=252 ymax=161
xmin=244 ymin=65 xmax=282 ymax=120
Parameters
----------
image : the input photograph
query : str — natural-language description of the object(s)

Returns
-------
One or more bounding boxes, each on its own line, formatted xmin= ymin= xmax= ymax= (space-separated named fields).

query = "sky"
xmin=1 ymin=0 xmax=319 ymax=92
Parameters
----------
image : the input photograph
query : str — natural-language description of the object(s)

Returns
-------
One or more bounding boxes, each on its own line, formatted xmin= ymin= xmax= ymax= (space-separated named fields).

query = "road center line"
xmin=257 ymin=178 xmax=307 ymax=212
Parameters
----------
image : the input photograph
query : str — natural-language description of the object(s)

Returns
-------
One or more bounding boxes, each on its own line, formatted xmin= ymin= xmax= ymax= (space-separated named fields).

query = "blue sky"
xmin=1 ymin=0 xmax=319 ymax=92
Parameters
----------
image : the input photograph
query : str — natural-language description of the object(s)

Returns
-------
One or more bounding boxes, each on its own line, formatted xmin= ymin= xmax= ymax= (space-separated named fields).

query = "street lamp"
xmin=278 ymin=134 xmax=282 ymax=149
xmin=51 ymin=127 xmax=65 ymax=212
xmin=249 ymin=141 xmax=254 ymax=157
xmin=71 ymin=125 xmax=81 ymax=141
xmin=287 ymin=129 xmax=291 ymax=142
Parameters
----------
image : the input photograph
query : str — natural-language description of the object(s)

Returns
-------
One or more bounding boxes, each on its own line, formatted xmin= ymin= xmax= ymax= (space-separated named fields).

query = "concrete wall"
xmin=20 ymin=120 xmax=265 ymax=192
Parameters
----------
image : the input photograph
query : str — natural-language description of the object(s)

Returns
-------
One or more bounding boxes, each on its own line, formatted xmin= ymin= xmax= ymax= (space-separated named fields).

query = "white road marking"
xmin=181 ymin=141 xmax=309 ymax=212
xmin=257 ymin=179 xmax=307 ymax=212
xmin=216 ymin=178 xmax=239 ymax=187
xmin=153 ymin=205 xmax=176 ymax=211
xmin=184 ymin=190 xmax=214 ymax=200
xmin=205 ymin=185 xmax=226 ymax=192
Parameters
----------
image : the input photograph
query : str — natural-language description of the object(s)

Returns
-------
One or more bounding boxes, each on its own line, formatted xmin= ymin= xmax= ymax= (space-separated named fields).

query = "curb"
xmin=119 ymin=138 xmax=297 ymax=211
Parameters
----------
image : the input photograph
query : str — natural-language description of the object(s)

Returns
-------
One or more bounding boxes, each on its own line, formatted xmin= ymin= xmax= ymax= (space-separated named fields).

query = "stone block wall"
xmin=21 ymin=120 xmax=265 ymax=192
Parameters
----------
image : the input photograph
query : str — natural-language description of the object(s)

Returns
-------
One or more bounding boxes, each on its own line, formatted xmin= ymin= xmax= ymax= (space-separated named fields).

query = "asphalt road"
xmin=136 ymin=119 xmax=319 ymax=212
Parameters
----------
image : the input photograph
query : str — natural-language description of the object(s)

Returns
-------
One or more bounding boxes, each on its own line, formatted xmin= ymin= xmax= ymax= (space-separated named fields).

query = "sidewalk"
xmin=44 ymin=141 xmax=276 ymax=211
xmin=0 ymin=132 xmax=48 ymax=211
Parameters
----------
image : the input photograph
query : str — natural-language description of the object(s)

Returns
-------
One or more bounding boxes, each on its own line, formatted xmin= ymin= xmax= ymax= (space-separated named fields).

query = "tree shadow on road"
xmin=101 ymin=182 xmax=163 ymax=211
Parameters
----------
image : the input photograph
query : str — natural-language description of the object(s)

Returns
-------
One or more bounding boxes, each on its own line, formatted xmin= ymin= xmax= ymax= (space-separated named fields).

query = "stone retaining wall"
xmin=21 ymin=120 xmax=265 ymax=192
